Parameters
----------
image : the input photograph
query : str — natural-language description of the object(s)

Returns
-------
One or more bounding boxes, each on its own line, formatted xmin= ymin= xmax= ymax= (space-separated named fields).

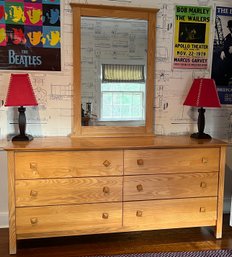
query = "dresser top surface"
xmin=4 ymin=136 xmax=227 ymax=151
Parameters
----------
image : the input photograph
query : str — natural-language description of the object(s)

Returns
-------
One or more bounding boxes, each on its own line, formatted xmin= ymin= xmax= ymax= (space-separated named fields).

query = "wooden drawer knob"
xmin=30 ymin=162 xmax=38 ymax=170
xmin=102 ymin=213 xmax=109 ymax=219
xmin=136 ymin=210 xmax=143 ymax=217
xmin=103 ymin=186 xmax=110 ymax=194
xmin=202 ymin=158 xmax=208 ymax=164
xmin=30 ymin=217 xmax=38 ymax=225
xmin=103 ymin=160 xmax=111 ymax=167
xmin=137 ymin=159 xmax=144 ymax=166
xmin=200 ymin=182 xmax=207 ymax=188
xmin=137 ymin=184 xmax=143 ymax=192
xmin=200 ymin=207 xmax=206 ymax=213
xmin=30 ymin=190 xmax=38 ymax=197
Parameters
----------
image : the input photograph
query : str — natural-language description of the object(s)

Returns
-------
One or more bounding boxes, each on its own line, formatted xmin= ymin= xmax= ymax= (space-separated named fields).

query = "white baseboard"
xmin=224 ymin=197 xmax=231 ymax=214
xmin=0 ymin=212 xmax=9 ymax=228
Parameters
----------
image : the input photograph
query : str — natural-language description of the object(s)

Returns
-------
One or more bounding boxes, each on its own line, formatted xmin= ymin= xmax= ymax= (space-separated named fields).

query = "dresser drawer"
xmin=15 ymin=151 xmax=123 ymax=179
xmin=124 ymin=172 xmax=218 ymax=201
xmin=124 ymin=148 xmax=219 ymax=175
xmin=16 ymin=202 xmax=122 ymax=236
xmin=123 ymin=197 xmax=217 ymax=230
xmin=16 ymin=177 xmax=123 ymax=207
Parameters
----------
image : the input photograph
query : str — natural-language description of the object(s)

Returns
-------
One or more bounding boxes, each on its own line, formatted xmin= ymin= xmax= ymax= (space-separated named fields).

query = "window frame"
xmin=100 ymin=82 xmax=146 ymax=122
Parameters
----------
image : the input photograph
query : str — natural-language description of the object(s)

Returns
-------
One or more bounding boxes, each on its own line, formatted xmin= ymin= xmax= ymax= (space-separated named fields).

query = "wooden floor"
xmin=1 ymin=215 xmax=232 ymax=257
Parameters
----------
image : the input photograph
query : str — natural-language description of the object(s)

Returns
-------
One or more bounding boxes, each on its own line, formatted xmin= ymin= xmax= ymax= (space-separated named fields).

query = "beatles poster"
xmin=0 ymin=0 xmax=61 ymax=71
xmin=173 ymin=5 xmax=211 ymax=69
xmin=211 ymin=6 xmax=232 ymax=104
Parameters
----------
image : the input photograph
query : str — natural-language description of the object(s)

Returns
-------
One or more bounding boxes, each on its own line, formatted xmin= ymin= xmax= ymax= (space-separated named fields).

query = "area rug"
xmin=91 ymin=250 xmax=232 ymax=257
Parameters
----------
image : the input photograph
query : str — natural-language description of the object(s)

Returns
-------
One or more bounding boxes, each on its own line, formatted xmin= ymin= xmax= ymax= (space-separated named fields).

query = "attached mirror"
xmin=71 ymin=3 xmax=158 ymax=137
xmin=81 ymin=17 xmax=147 ymax=127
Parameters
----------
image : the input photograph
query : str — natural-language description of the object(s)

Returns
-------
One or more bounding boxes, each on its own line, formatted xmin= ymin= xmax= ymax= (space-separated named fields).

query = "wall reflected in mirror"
xmin=81 ymin=17 xmax=147 ymax=126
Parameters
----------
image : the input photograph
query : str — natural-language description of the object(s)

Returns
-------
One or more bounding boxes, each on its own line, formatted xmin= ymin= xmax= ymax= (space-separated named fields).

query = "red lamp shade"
xmin=183 ymin=78 xmax=221 ymax=139
xmin=183 ymin=78 xmax=221 ymax=108
xmin=4 ymin=74 xmax=38 ymax=141
xmin=5 ymin=74 xmax=38 ymax=107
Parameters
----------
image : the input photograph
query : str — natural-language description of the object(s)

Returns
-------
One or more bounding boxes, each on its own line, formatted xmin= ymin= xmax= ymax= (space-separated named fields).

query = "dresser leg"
xmin=215 ymin=146 xmax=226 ymax=240
xmin=215 ymin=228 xmax=222 ymax=239
xmin=8 ymin=151 xmax=17 ymax=254
xmin=9 ymin=230 xmax=17 ymax=254
xmin=215 ymin=224 xmax=222 ymax=239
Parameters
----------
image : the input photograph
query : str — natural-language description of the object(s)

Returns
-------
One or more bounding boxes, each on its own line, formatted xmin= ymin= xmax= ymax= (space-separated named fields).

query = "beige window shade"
xmin=102 ymin=64 xmax=145 ymax=82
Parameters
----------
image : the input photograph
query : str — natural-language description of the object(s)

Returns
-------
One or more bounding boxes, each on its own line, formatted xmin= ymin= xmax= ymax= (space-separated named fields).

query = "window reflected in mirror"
xmin=81 ymin=17 xmax=147 ymax=126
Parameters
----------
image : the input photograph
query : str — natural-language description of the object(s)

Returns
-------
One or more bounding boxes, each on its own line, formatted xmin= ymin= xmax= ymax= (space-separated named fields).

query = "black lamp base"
xmin=12 ymin=134 xmax=33 ymax=141
xmin=11 ymin=106 xmax=34 ymax=142
xmin=190 ymin=107 xmax=212 ymax=140
xmin=190 ymin=132 xmax=211 ymax=139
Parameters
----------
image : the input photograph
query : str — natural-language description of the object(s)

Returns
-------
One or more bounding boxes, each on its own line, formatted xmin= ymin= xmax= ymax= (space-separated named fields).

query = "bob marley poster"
xmin=173 ymin=5 xmax=211 ymax=69
xmin=0 ymin=0 xmax=61 ymax=71
xmin=211 ymin=6 xmax=232 ymax=104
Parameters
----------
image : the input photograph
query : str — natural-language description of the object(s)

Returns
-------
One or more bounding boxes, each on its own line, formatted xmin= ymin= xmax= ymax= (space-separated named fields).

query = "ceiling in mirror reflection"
xmin=81 ymin=17 xmax=148 ymax=127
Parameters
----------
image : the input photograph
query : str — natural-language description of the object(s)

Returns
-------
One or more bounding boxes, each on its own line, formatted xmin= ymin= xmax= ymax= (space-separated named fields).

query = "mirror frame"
xmin=70 ymin=3 xmax=158 ymax=137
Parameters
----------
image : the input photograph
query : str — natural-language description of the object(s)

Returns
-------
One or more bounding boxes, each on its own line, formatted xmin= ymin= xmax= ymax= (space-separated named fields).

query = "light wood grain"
xmin=70 ymin=4 xmax=158 ymax=137
xmin=215 ymin=146 xmax=226 ymax=238
xmin=145 ymin=12 xmax=156 ymax=134
xmin=70 ymin=3 xmax=159 ymax=14
xmin=81 ymin=127 xmax=150 ymax=137
xmin=4 ymin=136 xmax=227 ymax=151
xmin=16 ymin=177 xmax=123 ymax=207
xmin=16 ymin=203 xmax=122 ymax=235
xmin=5 ymin=136 xmax=227 ymax=254
xmin=124 ymin=172 xmax=218 ymax=201
xmin=124 ymin=148 xmax=220 ymax=175
xmin=15 ymin=150 xmax=123 ymax=179
xmin=72 ymin=6 xmax=82 ymax=136
xmin=7 ymin=152 xmax=16 ymax=255
xmin=123 ymin=197 xmax=217 ymax=230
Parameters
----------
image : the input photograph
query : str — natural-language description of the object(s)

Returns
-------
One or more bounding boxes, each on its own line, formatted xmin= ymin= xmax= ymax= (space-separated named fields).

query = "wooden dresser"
xmin=5 ymin=136 xmax=226 ymax=254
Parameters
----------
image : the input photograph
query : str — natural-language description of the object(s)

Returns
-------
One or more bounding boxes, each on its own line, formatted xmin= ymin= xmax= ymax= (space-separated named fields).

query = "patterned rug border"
xmin=85 ymin=250 xmax=232 ymax=257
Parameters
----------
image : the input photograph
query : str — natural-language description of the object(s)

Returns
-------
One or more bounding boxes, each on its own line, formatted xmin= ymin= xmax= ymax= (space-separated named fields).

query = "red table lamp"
xmin=183 ymin=78 xmax=221 ymax=139
xmin=5 ymin=74 xmax=38 ymax=141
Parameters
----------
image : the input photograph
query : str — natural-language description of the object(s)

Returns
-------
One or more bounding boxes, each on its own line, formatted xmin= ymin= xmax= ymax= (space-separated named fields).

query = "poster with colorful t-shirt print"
xmin=0 ymin=0 xmax=61 ymax=71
